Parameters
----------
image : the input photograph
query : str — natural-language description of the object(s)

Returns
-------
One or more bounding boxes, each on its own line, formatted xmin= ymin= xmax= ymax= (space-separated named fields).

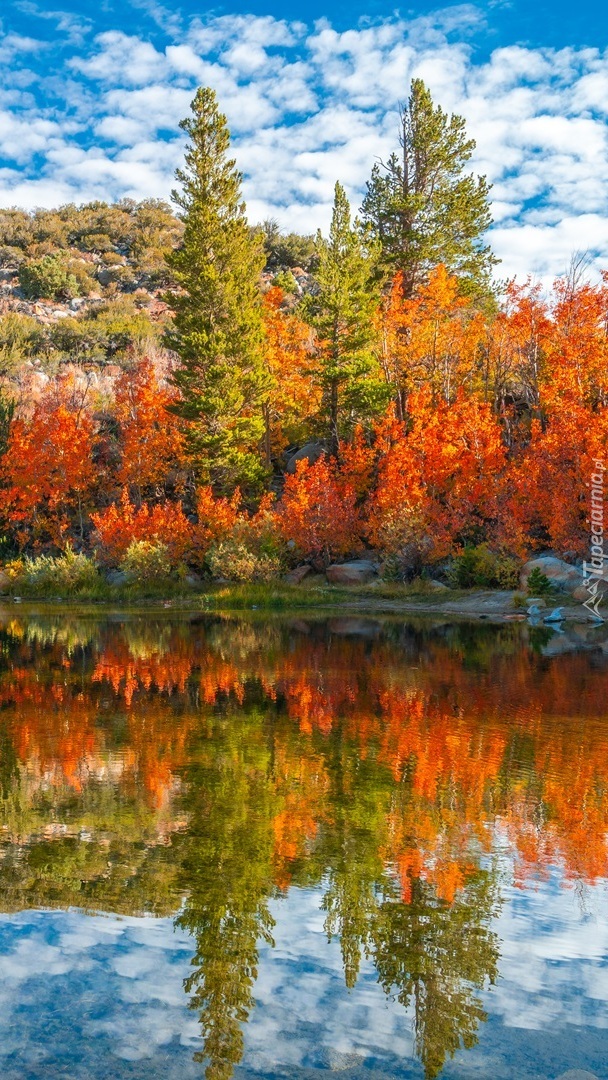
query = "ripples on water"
xmin=0 ymin=609 xmax=607 ymax=1079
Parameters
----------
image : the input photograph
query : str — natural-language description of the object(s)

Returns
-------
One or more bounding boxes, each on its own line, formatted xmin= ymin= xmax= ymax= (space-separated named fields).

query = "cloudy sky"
xmin=1 ymin=0 xmax=608 ymax=282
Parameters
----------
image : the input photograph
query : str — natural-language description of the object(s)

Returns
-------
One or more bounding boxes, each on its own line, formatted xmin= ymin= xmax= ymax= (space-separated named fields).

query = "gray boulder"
xmin=105 ymin=569 xmax=129 ymax=587
xmin=520 ymin=555 xmax=584 ymax=594
xmin=285 ymin=442 xmax=325 ymax=474
xmin=326 ymin=560 xmax=377 ymax=585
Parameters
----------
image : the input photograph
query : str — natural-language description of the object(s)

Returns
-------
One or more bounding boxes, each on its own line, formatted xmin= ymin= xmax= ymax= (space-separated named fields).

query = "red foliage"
xmin=113 ymin=358 xmax=186 ymax=496
xmin=90 ymin=490 xmax=194 ymax=566
xmin=1 ymin=384 xmax=97 ymax=548
xmin=279 ymin=456 xmax=362 ymax=565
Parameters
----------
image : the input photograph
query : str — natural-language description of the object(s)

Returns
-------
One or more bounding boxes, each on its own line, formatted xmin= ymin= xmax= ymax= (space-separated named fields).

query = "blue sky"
xmin=1 ymin=0 xmax=608 ymax=281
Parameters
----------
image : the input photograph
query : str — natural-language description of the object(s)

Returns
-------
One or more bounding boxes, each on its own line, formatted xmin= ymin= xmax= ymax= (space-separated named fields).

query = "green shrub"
xmin=120 ymin=540 xmax=175 ymax=585
xmin=526 ymin=566 xmax=554 ymax=597
xmin=207 ymin=539 xmax=282 ymax=583
xmin=448 ymin=544 xmax=520 ymax=589
xmin=18 ymin=254 xmax=80 ymax=301
xmin=271 ymin=270 xmax=299 ymax=294
xmin=14 ymin=550 xmax=101 ymax=596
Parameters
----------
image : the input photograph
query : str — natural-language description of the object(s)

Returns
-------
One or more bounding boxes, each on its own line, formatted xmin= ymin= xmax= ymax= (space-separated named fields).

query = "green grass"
xmin=0 ymin=575 xmax=471 ymax=611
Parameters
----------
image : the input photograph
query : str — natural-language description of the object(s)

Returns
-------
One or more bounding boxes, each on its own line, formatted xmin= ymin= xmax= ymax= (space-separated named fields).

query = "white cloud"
xmin=2 ymin=6 xmax=608 ymax=283
xmin=69 ymin=31 xmax=167 ymax=85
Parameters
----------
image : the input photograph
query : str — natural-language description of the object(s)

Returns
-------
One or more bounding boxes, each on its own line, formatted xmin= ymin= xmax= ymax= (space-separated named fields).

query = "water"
xmin=0 ymin=608 xmax=607 ymax=1080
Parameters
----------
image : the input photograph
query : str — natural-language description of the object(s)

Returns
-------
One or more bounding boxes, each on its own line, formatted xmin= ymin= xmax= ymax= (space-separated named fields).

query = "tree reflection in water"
xmin=0 ymin=610 xmax=607 ymax=1077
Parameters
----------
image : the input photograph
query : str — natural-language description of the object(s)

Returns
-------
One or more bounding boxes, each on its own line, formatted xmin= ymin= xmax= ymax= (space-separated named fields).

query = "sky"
xmin=1 ymin=0 xmax=608 ymax=282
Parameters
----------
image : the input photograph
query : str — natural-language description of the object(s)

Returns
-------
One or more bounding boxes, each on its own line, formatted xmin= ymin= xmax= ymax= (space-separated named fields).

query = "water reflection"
xmin=0 ymin=609 xmax=607 ymax=1078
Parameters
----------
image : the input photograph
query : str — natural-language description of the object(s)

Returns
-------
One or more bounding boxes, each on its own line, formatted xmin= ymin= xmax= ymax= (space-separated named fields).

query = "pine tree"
xmin=361 ymin=79 xmax=496 ymax=299
xmin=165 ymin=87 xmax=269 ymax=493
xmin=303 ymin=182 xmax=389 ymax=456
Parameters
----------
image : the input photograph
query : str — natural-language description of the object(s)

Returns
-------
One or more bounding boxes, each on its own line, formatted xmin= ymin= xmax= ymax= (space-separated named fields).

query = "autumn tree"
xmin=261 ymin=286 xmax=318 ymax=464
xmin=361 ymin=79 xmax=496 ymax=299
xmin=279 ymin=456 xmax=362 ymax=566
xmin=0 ymin=378 xmax=97 ymax=548
xmin=303 ymin=182 xmax=388 ymax=455
xmin=113 ymin=358 xmax=186 ymax=501
xmin=165 ymin=87 xmax=269 ymax=493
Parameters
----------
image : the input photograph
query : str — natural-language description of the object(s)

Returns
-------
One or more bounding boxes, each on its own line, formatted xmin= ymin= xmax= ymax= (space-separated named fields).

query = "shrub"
xmin=448 ymin=544 xmax=520 ymax=589
xmin=18 ymin=254 xmax=80 ymax=300
xmin=91 ymin=492 xmax=194 ymax=566
xmin=279 ymin=458 xmax=361 ymax=567
xmin=271 ymin=270 xmax=298 ymax=294
xmin=120 ymin=540 xmax=174 ymax=585
xmin=526 ymin=567 xmax=554 ymax=597
xmin=13 ymin=550 xmax=101 ymax=596
xmin=207 ymin=539 xmax=281 ymax=583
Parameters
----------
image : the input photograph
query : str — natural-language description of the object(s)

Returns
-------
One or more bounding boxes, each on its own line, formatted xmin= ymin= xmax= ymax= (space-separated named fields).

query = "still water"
xmin=0 ymin=608 xmax=607 ymax=1080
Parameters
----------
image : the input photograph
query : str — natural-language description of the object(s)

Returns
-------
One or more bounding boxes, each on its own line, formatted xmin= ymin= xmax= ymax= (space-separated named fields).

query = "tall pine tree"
xmin=165 ymin=87 xmax=268 ymax=493
xmin=361 ymin=79 xmax=496 ymax=299
xmin=303 ymin=182 xmax=389 ymax=456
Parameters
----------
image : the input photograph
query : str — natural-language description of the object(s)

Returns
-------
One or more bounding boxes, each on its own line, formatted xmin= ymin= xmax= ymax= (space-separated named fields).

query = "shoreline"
xmin=0 ymin=585 xmax=601 ymax=624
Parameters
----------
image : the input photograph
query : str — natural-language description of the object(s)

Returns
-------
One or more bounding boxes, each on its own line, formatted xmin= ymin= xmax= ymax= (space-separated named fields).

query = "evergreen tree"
xmin=303 ymin=182 xmax=389 ymax=456
xmin=165 ymin=87 xmax=269 ymax=493
xmin=361 ymin=79 xmax=496 ymax=299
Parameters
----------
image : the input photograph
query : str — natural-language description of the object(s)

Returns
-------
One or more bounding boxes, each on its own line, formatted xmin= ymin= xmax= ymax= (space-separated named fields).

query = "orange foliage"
xmin=378 ymin=265 xmax=486 ymax=405
xmin=1 ymin=382 xmax=97 ymax=547
xmin=262 ymin=287 xmax=318 ymax=456
xmin=367 ymin=393 xmax=507 ymax=557
xmin=91 ymin=489 xmax=194 ymax=565
xmin=91 ymin=485 xmax=244 ymax=567
xmin=113 ymin=358 xmax=186 ymax=496
xmin=279 ymin=456 xmax=362 ymax=564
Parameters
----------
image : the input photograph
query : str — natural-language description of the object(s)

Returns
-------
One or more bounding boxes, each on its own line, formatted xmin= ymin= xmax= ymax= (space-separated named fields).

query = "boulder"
xmin=96 ymin=266 xmax=114 ymax=286
xmin=285 ymin=442 xmax=325 ymax=474
xmin=105 ymin=569 xmax=129 ymax=587
xmin=520 ymin=556 xmax=584 ymax=594
xmin=284 ymin=565 xmax=311 ymax=585
xmin=326 ymin=560 xmax=377 ymax=586
xmin=429 ymin=579 xmax=449 ymax=591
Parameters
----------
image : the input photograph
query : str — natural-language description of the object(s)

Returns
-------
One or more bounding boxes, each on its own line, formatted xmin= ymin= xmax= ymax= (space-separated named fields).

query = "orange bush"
xmin=91 ymin=490 xmax=194 ymax=566
xmin=279 ymin=456 xmax=362 ymax=565
xmin=1 ymin=391 xmax=97 ymax=548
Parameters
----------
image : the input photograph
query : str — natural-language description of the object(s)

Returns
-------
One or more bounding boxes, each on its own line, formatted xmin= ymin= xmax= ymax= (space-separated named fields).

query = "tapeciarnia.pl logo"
xmin=582 ymin=459 xmax=607 ymax=619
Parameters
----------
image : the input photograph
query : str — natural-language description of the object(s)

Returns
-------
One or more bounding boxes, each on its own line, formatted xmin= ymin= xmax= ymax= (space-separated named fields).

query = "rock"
xmin=429 ymin=579 xmax=449 ymax=590
xmin=573 ymin=585 xmax=591 ymax=601
xmin=285 ymin=442 xmax=325 ymax=474
xmin=520 ymin=556 xmax=584 ymax=594
xmin=184 ymin=573 xmax=202 ymax=588
xmin=105 ymin=569 xmax=129 ymax=587
xmin=326 ymin=560 xmax=377 ymax=585
xmin=96 ymin=266 xmax=114 ymax=286
xmin=284 ymin=565 xmax=311 ymax=585
xmin=526 ymin=596 xmax=547 ymax=608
